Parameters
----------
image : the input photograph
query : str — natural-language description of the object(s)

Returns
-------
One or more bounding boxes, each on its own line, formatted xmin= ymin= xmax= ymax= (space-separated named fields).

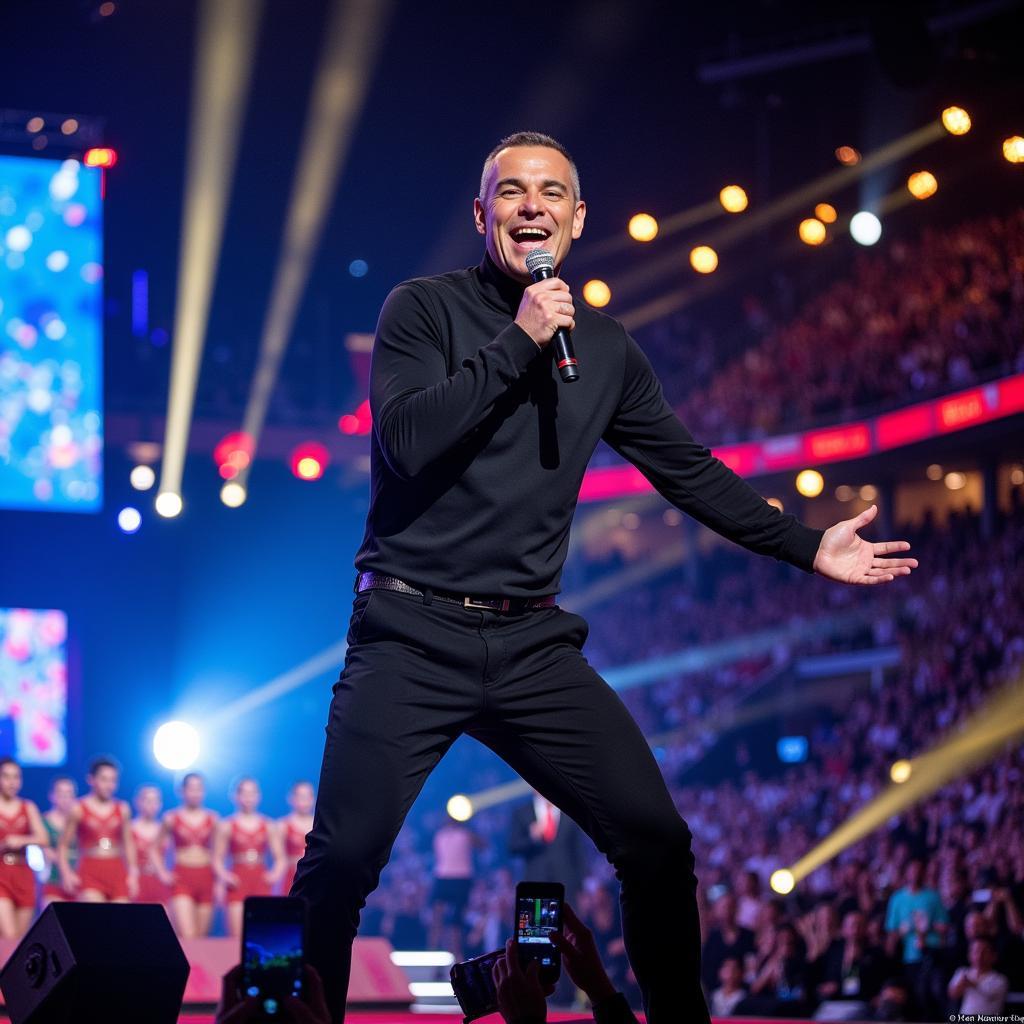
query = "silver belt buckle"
xmin=464 ymin=596 xmax=511 ymax=612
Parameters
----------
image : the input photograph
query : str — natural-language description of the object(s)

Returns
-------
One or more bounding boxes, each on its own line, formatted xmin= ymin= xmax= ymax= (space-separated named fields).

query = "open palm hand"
xmin=812 ymin=504 xmax=918 ymax=585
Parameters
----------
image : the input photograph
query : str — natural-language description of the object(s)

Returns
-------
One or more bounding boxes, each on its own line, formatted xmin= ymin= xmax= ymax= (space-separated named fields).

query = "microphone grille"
xmin=524 ymin=248 xmax=554 ymax=274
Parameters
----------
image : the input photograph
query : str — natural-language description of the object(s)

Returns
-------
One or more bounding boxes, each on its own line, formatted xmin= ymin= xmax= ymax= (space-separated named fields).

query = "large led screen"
xmin=0 ymin=154 xmax=103 ymax=511
xmin=0 ymin=608 xmax=67 ymax=765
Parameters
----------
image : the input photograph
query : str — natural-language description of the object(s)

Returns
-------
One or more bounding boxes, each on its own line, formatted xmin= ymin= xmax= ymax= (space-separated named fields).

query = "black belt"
xmin=355 ymin=572 xmax=556 ymax=615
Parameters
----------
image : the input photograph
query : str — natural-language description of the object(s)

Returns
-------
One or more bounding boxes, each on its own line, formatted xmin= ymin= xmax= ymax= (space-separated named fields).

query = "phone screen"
xmin=242 ymin=897 xmax=305 ymax=1018
xmin=515 ymin=893 xmax=562 ymax=980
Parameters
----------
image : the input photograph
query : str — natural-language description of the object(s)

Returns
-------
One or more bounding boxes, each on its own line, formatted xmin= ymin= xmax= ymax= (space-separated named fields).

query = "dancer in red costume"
xmin=0 ymin=758 xmax=47 ymax=938
xmin=276 ymin=780 xmax=314 ymax=896
xmin=41 ymin=776 xmax=76 ymax=907
xmin=57 ymin=758 xmax=138 ymax=903
xmin=158 ymin=772 xmax=218 ymax=939
xmin=213 ymin=777 xmax=283 ymax=937
xmin=131 ymin=784 xmax=171 ymax=905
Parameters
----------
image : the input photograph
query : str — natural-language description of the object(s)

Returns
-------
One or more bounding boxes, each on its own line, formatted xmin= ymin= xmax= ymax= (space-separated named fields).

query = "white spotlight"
xmin=153 ymin=721 xmax=200 ymax=770
xmin=155 ymin=491 xmax=183 ymax=518
xmin=220 ymin=481 xmax=247 ymax=507
xmin=850 ymin=211 xmax=882 ymax=246
xmin=117 ymin=506 xmax=142 ymax=534
xmin=130 ymin=465 xmax=156 ymax=491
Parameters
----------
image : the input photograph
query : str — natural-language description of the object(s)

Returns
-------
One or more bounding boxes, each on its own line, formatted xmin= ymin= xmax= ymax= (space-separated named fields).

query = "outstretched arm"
xmin=811 ymin=504 xmax=917 ymax=585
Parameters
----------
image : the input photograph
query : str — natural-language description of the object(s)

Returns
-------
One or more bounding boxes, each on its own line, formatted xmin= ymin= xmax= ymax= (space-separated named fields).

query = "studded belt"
xmin=355 ymin=572 xmax=556 ymax=615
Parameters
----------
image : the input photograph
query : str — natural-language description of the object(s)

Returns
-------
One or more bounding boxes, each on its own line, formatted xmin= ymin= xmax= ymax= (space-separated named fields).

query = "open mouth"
xmin=508 ymin=225 xmax=552 ymax=252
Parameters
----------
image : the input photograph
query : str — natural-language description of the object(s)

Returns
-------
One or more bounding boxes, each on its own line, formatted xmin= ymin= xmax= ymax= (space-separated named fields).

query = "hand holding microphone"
xmin=515 ymin=249 xmax=580 ymax=382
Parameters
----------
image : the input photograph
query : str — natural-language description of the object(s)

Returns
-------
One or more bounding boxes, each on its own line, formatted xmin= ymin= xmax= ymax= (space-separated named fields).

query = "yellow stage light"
xmin=583 ymin=279 xmax=611 ymax=307
xmin=835 ymin=146 xmax=860 ymax=166
xmin=220 ymin=481 xmax=247 ymax=507
xmin=799 ymin=218 xmax=826 ymax=246
xmin=447 ymin=795 xmax=473 ymax=822
xmin=890 ymin=759 xmax=913 ymax=784
xmin=941 ymin=106 xmax=971 ymax=135
xmin=945 ymin=472 xmax=967 ymax=491
xmin=1003 ymin=136 xmax=1024 ymax=164
xmin=719 ymin=185 xmax=748 ymax=213
xmin=907 ymin=171 xmax=938 ymax=199
xmin=689 ymin=245 xmax=718 ymax=274
xmin=155 ymin=492 xmax=183 ymax=518
xmin=770 ymin=869 xmax=795 ymax=895
xmin=926 ymin=463 xmax=944 ymax=481
xmin=815 ymin=203 xmax=837 ymax=223
xmin=835 ymin=485 xmax=855 ymax=502
xmin=628 ymin=213 xmax=659 ymax=242
xmin=796 ymin=469 xmax=824 ymax=498
xmin=859 ymin=484 xmax=878 ymax=501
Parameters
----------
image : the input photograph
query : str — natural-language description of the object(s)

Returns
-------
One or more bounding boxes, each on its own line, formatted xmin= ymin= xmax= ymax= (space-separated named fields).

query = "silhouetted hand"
xmin=215 ymin=964 xmax=330 ymax=1024
xmin=492 ymin=937 xmax=549 ymax=1024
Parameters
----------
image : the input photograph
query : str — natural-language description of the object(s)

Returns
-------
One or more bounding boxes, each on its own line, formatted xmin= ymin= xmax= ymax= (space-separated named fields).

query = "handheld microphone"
xmin=524 ymin=249 xmax=579 ymax=383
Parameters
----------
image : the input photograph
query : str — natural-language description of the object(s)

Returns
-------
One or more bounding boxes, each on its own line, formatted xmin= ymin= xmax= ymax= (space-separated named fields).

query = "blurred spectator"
xmin=709 ymin=957 xmax=747 ymax=1017
xmin=946 ymin=937 xmax=1009 ymax=1016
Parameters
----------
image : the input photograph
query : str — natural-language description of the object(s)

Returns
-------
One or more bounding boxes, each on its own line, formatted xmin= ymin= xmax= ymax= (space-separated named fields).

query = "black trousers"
xmin=291 ymin=586 xmax=710 ymax=1023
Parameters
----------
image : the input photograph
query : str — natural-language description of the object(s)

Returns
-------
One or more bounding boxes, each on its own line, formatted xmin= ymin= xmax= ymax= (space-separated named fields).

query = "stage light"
xmin=944 ymin=471 xmax=967 ymax=491
xmin=153 ymin=721 xmax=200 ymax=770
xmin=60 ymin=118 xmax=79 ymax=135
xmin=907 ymin=171 xmax=937 ymax=199
xmin=941 ymin=106 xmax=971 ymax=136
xmin=689 ymin=245 xmax=718 ymax=274
xmin=890 ymin=759 xmax=913 ymax=784
xmin=719 ymin=186 xmax=748 ymax=213
xmin=155 ymin=491 xmax=183 ymax=518
xmin=1003 ymin=136 xmax=1024 ymax=164
xmin=447 ymin=795 xmax=473 ymax=822
xmin=798 ymin=218 xmax=826 ymax=246
xmin=926 ymin=463 xmax=944 ymax=481
xmin=628 ymin=213 xmax=658 ymax=242
xmin=99 ymin=1 xmax=116 ymax=15
xmin=795 ymin=469 xmax=824 ymax=498
xmin=835 ymin=485 xmax=855 ymax=501
xmin=770 ymin=869 xmax=795 ymax=895
xmin=1011 ymin=467 xmax=1024 ymax=486
xmin=348 ymin=258 xmax=369 ymax=277
xmin=859 ymin=484 xmax=878 ymax=501
xmin=835 ymin=146 xmax=860 ymax=166
xmin=663 ymin=508 xmax=683 ymax=526
xmin=83 ymin=148 xmax=118 ymax=168
xmin=815 ymin=203 xmax=837 ymax=224
xmin=391 ymin=952 xmax=455 ymax=968
xmin=220 ymin=481 xmax=247 ymax=507
xmin=130 ymin=465 xmax=156 ymax=491
xmin=214 ymin=431 xmax=254 ymax=471
xmin=26 ymin=117 xmax=44 ymax=134
xmin=583 ymin=279 xmax=611 ymax=307
xmin=338 ymin=414 xmax=360 ymax=435
xmin=159 ymin=0 xmax=262 ymax=514
xmin=117 ymin=507 xmax=142 ymax=534
xmin=850 ymin=211 xmax=881 ymax=246
xmin=290 ymin=442 xmax=329 ymax=481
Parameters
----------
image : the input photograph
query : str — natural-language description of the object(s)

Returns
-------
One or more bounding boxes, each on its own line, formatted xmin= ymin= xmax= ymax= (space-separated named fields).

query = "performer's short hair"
xmin=480 ymin=131 xmax=581 ymax=202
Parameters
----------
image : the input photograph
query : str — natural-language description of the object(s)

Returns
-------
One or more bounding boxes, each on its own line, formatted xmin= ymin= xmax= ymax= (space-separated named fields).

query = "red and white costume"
xmin=226 ymin=817 xmax=271 ymax=904
xmin=131 ymin=821 xmax=169 ymax=904
xmin=0 ymin=800 xmax=37 ymax=909
xmin=168 ymin=809 xmax=216 ymax=904
xmin=76 ymin=800 xmax=128 ymax=901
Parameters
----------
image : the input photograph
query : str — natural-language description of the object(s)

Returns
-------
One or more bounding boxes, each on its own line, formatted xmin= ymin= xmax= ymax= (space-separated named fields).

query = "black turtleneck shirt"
xmin=354 ymin=255 xmax=825 ymax=597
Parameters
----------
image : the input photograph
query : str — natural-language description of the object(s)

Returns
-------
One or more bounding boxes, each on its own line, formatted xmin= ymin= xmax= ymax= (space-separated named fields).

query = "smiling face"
xmin=474 ymin=145 xmax=585 ymax=284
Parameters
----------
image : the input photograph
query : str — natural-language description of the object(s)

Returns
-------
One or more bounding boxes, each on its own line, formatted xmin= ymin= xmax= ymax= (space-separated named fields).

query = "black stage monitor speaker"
xmin=0 ymin=902 xmax=189 ymax=1023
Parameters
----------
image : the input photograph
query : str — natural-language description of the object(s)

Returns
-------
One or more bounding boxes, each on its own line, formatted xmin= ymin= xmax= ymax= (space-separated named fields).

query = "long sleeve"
xmin=370 ymin=282 xmax=541 ymax=479
xmin=602 ymin=332 xmax=824 ymax=573
xmin=593 ymin=991 xmax=641 ymax=1024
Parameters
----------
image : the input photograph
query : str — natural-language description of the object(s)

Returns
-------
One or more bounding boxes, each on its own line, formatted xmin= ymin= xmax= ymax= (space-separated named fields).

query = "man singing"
xmin=292 ymin=131 xmax=918 ymax=1022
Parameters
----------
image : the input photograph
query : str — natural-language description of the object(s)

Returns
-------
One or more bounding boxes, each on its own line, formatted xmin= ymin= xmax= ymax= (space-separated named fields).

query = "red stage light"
xmin=84 ymin=147 xmax=118 ymax=168
xmin=213 ymin=431 xmax=254 ymax=480
xmin=290 ymin=442 xmax=329 ymax=481
xmin=354 ymin=398 xmax=372 ymax=434
xmin=338 ymin=414 xmax=360 ymax=435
